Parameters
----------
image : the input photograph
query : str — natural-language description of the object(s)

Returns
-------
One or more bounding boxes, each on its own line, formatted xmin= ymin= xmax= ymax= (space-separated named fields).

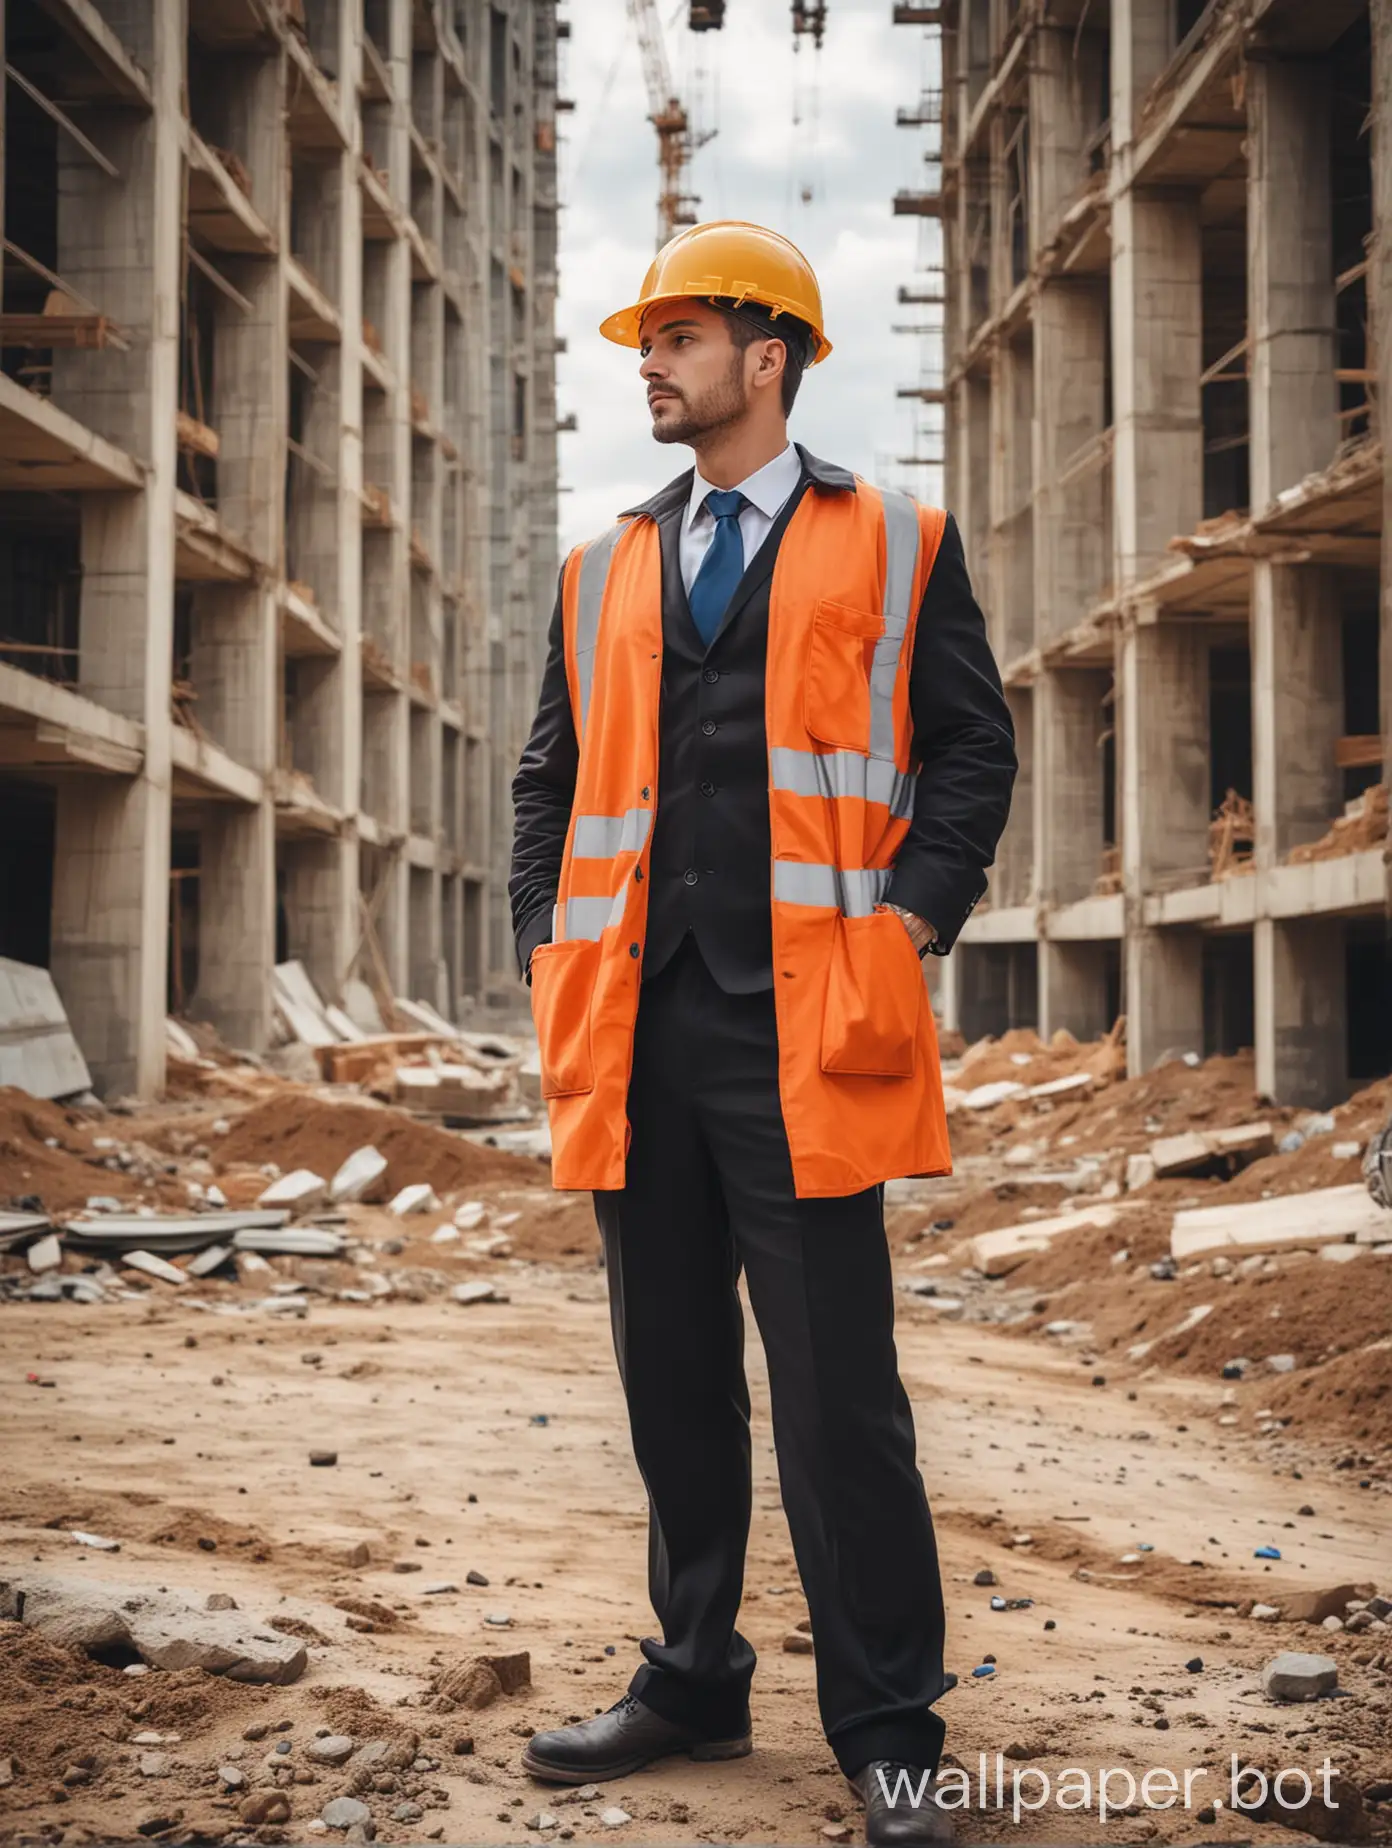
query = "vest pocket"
xmin=802 ymin=599 xmax=883 ymax=751
xmin=529 ymin=937 xmax=601 ymax=1098
xmin=820 ymin=905 xmax=921 ymax=1078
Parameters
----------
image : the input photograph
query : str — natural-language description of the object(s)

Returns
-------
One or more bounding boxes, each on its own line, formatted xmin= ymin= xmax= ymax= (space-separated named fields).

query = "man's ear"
xmin=754 ymin=338 xmax=787 ymax=393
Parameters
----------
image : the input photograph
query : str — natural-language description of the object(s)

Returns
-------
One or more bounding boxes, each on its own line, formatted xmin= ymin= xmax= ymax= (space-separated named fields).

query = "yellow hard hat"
xmin=599 ymin=220 xmax=832 ymax=364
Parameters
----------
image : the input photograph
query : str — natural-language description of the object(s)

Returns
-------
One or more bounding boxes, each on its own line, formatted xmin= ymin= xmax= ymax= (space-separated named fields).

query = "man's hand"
xmin=885 ymin=902 xmax=937 ymax=957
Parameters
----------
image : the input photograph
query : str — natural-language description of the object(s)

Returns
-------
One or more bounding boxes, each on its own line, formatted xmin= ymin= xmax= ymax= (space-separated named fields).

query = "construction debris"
xmin=390 ymin=1183 xmax=441 ymax=1217
xmin=1150 ymin=1122 xmax=1274 ymax=1179
xmin=0 ymin=1210 xmax=51 ymax=1251
xmin=394 ymin=1061 xmax=517 ymax=1121
xmin=1260 ymin=1652 xmax=1339 ymax=1703
xmin=1208 ymin=789 xmax=1256 ymax=879
xmin=122 ymin=1250 xmax=190 ymax=1286
xmin=1287 ymin=783 xmax=1388 ymax=862
xmin=0 ymin=1574 xmax=308 ymax=1684
xmin=1171 ymin=1184 xmax=1390 ymax=1260
xmin=63 ymin=1210 xmax=291 ymax=1255
xmin=330 ymin=1146 xmax=388 ymax=1204
xmin=969 ymin=1206 xmax=1118 ymax=1277
xmin=257 ymin=1169 xmax=328 ymax=1213
xmin=0 ymin=958 xmax=92 ymax=1100
xmin=25 ymin=1232 xmax=61 ymax=1273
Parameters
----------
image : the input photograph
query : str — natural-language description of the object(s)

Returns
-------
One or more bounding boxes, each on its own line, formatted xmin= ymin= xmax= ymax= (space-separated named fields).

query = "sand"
xmin=2 ymin=1270 xmax=1389 ymax=1846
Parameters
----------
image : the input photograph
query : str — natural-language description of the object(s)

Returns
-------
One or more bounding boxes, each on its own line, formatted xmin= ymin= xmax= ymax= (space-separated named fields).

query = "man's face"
xmin=638 ymin=301 xmax=753 ymax=445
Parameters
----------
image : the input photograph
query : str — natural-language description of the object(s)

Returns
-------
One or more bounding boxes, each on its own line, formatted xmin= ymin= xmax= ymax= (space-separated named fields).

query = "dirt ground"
xmin=2 ymin=1046 xmax=1391 ymax=1848
xmin=3 ymin=1243 xmax=1391 ymax=1845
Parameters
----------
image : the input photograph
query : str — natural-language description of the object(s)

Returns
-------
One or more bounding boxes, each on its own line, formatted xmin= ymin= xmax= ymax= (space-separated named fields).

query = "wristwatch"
xmin=886 ymin=902 xmax=937 ymax=957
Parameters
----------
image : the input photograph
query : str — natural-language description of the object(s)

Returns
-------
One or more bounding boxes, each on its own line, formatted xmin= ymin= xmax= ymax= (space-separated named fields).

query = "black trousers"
xmin=591 ymin=931 xmax=950 ymax=1778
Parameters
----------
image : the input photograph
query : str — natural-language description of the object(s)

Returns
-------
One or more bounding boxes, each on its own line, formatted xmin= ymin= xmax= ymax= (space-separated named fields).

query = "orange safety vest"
xmin=528 ymin=478 xmax=952 ymax=1198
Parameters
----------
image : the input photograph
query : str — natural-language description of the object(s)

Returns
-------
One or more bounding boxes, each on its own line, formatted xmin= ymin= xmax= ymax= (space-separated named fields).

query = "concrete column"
xmin=1111 ymin=187 xmax=1203 ymax=585
xmin=1034 ymin=282 xmax=1108 ymax=642
xmin=994 ymin=685 xmax=1034 ymax=908
xmin=281 ymin=8 xmax=362 ymax=1004
xmin=1120 ymin=617 xmax=1210 ymax=889
xmin=1251 ymin=564 xmax=1343 ymax=869
xmin=1030 ymin=24 xmax=1105 ymax=238
xmin=1119 ymin=611 xmax=1208 ymax=1075
xmin=1247 ymin=58 xmax=1339 ymax=510
xmin=988 ymin=337 xmax=1034 ymax=662
xmin=1250 ymin=560 xmax=1347 ymax=1105
xmin=197 ymin=806 xmax=276 ymax=1050
xmin=1039 ymin=942 xmax=1112 ymax=1042
xmin=959 ymin=374 xmax=992 ymax=640
xmin=409 ymin=864 xmax=445 ymax=1008
xmin=1036 ymin=667 xmax=1110 ymax=906
xmin=189 ymin=583 xmax=277 ymax=1047
xmin=1254 ymin=917 xmax=1348 ymax=1105
xmin=1373 ymin=0 xmax=1392 ymax=919
xmin=1110 ymin=0 xmax=1173 ymax=154
xmin=958 ymin=945 xmax=1010 ymax=1042
xmin=1127 ymin=926 xmax=1204 ymax=1074
xmin=283 ymin=838 xmax=355 ymax=1006
xmin=47 ymin=0 xmax=181 ymax=1096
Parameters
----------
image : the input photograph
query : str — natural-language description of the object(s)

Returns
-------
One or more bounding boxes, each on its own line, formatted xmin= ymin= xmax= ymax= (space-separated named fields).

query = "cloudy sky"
xmin=553 ymin=0 xmax=944 ymax=554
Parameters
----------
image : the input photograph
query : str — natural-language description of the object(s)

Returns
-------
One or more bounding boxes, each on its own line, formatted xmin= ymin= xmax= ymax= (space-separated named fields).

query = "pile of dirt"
xmin=952 ymin=1025 xmax=1126 ymax=1093
xmin=215 ymin=1093 xmax=541 ymax=1195
xmin=1008 ymin=1230 xmax=1392 ymax=1388
xmin=960 ymin=1051 xmax=1291 ymax=1161
xmin=1261 ymin=1340 xmax=1392 ymax=1443
xmin=0 ymin=1088 xmax=131 ymax=1213
xmin=0 ymin=1621 xmax=266 ymax=1827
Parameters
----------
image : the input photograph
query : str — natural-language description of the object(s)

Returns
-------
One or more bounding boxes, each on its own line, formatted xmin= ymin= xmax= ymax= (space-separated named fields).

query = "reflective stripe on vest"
xmin=870 ymin=488 xmax=921 ymax=761
xmin=772 ymin=861 xmax=893 ymax=915
xmin=576 ymin=525 xmax=625 ymax=732
xmin=769 ymin=746 xmax=916 ymax=818
xmin=572 ymin=807 xmax=654 ymax=859
xmin=558 ymin=892 xmax=629 ymax=941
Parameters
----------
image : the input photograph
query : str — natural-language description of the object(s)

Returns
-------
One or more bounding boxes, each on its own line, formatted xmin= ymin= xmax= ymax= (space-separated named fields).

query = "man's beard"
xmin=650 ymin=355 xmax=748 ymax=445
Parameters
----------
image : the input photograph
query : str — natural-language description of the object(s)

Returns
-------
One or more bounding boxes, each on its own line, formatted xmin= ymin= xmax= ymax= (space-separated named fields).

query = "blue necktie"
xmin=687 ymin=489 xmax=748 ymax=649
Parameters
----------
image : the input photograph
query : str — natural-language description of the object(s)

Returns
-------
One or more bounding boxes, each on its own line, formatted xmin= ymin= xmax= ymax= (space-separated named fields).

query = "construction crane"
xmin=628 ymin=0 xmax=717 ymax=249
xmin=791 ymin=1 xmax=827 ymax=48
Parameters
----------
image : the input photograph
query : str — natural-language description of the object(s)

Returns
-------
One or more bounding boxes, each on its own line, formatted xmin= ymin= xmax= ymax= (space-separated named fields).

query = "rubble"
xmin=1 ymin=1574 xmax=309 ymax=1683
xmin=258 ymin=1169 xmax=329 ymax=1212
xmin=123 ymin=1250 xmax=191 ymax=1286
xmin=0 ymin=956 xmax=92 ymax=1099
xmin=968 ymin=1205 xmax=1118 ymax=1276
xmin=1260 ymin=1652 xmax=1338 ymax=1702
xmin=26 ymin=1231 xmax=61 ymax=1272
xmin=330 ymin=1146 xmax=389 ymax=1204
xmin=389 ymin=1183 xmax=441 ymax=1216
xmin=1171 ymin=1185 xmax=1389 ymax=1259
xmin=1150 ymin=1122 xmax=1274 ymax=1178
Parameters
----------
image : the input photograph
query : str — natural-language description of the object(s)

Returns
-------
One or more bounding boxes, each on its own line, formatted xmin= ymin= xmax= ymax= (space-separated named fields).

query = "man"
xmin=509 ymin=221 xmax=1016 ymax=1846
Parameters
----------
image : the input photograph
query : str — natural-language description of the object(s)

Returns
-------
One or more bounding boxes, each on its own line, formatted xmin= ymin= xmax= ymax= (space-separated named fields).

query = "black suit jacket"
xmin=509 ymin=445 xmax=1016 ymax=989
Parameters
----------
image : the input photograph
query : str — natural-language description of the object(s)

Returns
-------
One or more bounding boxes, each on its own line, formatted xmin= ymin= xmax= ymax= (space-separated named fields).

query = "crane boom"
xmin=627 ymin=0 xmax=709 ymax=248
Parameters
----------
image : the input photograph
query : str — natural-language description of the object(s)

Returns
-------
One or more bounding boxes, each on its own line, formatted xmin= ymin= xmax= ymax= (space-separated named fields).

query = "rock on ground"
xmin=1261 ymin=1651 xmax=1339 ymax=1702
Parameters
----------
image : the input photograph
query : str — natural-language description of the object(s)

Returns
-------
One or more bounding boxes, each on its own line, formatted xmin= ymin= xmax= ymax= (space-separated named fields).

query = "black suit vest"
xmin=641 ymin=475 xmax=812 ymax=992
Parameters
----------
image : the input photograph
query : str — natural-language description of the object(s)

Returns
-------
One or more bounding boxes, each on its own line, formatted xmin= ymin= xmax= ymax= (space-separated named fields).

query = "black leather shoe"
xmin=522 ymin=1692 xmax=753 ymax=1784
xmin=849 ymin=1762 xmax=954 ymax=1845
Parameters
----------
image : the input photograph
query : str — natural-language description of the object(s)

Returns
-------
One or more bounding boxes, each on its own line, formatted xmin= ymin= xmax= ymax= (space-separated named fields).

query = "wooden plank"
xmin=1335 ymin=734 xmax=1383 ymax=769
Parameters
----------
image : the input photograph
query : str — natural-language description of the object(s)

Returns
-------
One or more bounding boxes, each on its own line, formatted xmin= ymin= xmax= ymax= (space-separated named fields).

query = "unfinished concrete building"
xmin=0 ymin=0 xmax=563 ymax=1095
xmin=916 ymin=0 xmax=1391 ymax=1103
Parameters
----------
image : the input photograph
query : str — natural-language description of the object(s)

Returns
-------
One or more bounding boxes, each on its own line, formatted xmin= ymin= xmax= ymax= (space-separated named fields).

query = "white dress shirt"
xmin=678 ymin=442 xmax=802 ymax=597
